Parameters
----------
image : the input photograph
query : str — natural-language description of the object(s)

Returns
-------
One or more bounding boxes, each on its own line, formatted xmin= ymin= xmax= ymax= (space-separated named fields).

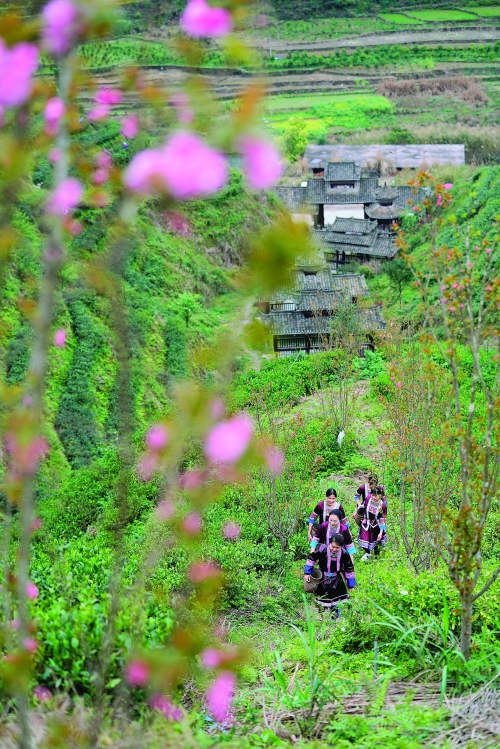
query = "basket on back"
xmin=303 ymin=566 xmax=322 ymax=593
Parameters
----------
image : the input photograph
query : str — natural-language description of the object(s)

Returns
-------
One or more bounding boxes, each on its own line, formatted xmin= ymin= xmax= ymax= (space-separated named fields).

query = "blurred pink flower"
xmin=42 ymin=0 xmax=81 ymax=56
xmin=44 ymin=97 xmax=65 ymax=135
xmin=124 ymin=134 xmax=228 ymax=199
xmin=47 ymin=177 xmax=83 ymax=216
xmin=0 ymin=41 xmax=39 ymax=108
xmin=486 ymin=248 xmax=492 ymax=254
xmin=49 ymin=148 xmax=61 ymax=163
xmin=223 ymin=521 xmax=240 ymax=540
xmin=444 ymin=182 xmax=453 ymax=189
xmin=179 ymin=469 xmax=203 ymax=490
xmin=436 ymin=195 xmax=443 ymax=207
xmin=0 ymin=105 xmax=4 ymax=127
xmin=23 ymin=637 xmax=38 ymax=654
xmin=181 ymin=0 xmax=233 ymax=38
xmin=30 ymin=517 xmax=42 ymax=533
xmin=149 ymin=694 xmax=183 ymax=721
xmin=126 ymin=659 xmax=150 ymax=687
xmin=157 ymin=498 xmax=175 ymax=521
xmin=146 ymin=424 xmax=169 ymax=450
xmin=34 ymin=686 xmax=52 ymax=702
xmin=396 ymin=382 xmax=402 ymax=388
xmin=162 ymin=132 xmax=228 ymax=199
xmin=210 ymin=398 xmax=225 ymax=420
xmin=95 ymin=88 xmax=123 ymax=105
xmin=96 ymin=151 xmax=112 ymax=170
xmin=188 ymin=561 xmax=220 ymax=583
xmin=10 ymin=618 xmax=20 ymax=630
xmin=182 ymin=511 xmax=202 ymax=535
xmin=121 ymin=114 xmax=139 ymax=139
xmin=92 ymin=168 xmax=109 ymax=186
xmin=205 ymin=415 xmax=253 ymax=464
xmin=138 ymin=453 xmax=158 ymax=481
xmin=54 ymin=328 xmax=67 ymax=347
xmin=68 ymin=219 xmax=83 ymax=236
xmin=6 ymin=435 xmax=49 ymax=475
xmin=201 ymin=648 xmax=224 ymax=668
xmin=26 ymin=582 xmax=39 ymax=600
xmin=88 ymin=104 xmax=111 ymax=122
xmin=264 ymin=446 xmax=285 ymax=476
xmin=240 ymin=137 xmax=282 ymax=190
xmin=206 ymin=670 xmax=236 ymax=722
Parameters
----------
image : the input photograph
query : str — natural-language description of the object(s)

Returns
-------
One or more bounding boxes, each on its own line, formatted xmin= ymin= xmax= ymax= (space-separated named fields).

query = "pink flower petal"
xmin=42 ymin=0 xmax=81 ymax=56
xmin=157 ymin=498 xmax=175 ymax=521
xmin=222 ymin=521 xmax=240 ymax=540
xmin=161 ymin=132 xmax=228 ymax=199
xmin=264 ymin=446 xmax=285 ymax=476
xmin=121 ymin=114 xmax=139 ymax=139
xmin=0 ymin=41 xmax=39 ymax=108
xmin=47 ymin=177 xmax=83 ymax=216
xmin=44 ymin=97 xmax=65 ymax=134
xmin=206 ymin=670 xmax=236 ymax=723
xmin=149 ymin=694 xmax=183 ymax=721
xmin=26 ymin=582 xmax=39 ymax=600
xmin=205 ymin=416 xmax=253 ymax=464
xmin=146 ymin=424 xmax=169 ymax=450
xmin=201 ymin=648 xmax=224 ymax=668
xmin=182 ymin=511 xmax=202 ymax=535
xmin=34 ymin=686 xmax=52 ymax=702
xmin=181 ymin=0 xmax=233 ymax=38
xmin=444 ymin=183 xmax=453 ymax=189
xmin=23 ymin=637 xmax=38 ymax=654
xmin=126 ymin=659 xmax=150 ymax=687
xmin=88 ymin=104 xmax=111 ymax=122
xmin=188 ymin=561 xmax=220 ymax=583
xmin=240 ymin=137 xmax=282 ymax=190
xmin=54 ymin=328 xmax=67 ymax=348
xmin=95 ymin=87 xmax=123 ymax=105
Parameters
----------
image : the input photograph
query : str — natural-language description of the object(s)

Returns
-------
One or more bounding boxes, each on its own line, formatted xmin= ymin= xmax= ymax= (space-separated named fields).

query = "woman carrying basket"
xmin=304 ymin=533 xmax=356 ymax=616
xmin=307 ymin=488 xmax=346 ymax=542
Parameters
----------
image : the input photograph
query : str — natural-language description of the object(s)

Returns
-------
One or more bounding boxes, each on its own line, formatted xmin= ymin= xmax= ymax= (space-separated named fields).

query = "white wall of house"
xmin=325 ymin=205 xmax=364 ymax=223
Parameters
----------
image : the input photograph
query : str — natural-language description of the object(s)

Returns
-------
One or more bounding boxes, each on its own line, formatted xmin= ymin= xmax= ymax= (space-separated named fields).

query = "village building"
xmin=314 ymin=217 xmax=397 ymax=270
xmin=259 ymin=254 xmax=386 ymax=357
xmin=364 ymin=184 xmax=404 ymax=232
xmin=304 ymin=144 xmax=465 ymax=172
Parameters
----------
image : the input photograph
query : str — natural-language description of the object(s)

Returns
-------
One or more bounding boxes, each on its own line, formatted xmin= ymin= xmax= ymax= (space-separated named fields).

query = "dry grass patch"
xmin=377 ymin=75 xmax=489 ymax=105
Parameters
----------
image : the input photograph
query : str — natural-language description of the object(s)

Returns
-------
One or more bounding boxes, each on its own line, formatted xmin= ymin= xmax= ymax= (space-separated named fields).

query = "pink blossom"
xmin=162 ymin=132 xmax=228 ymax=199
xmin=137 ymin=453 xmax=158 ymax=481
xmin=441 ymin=285 xmax=446 ymax=291
xmin=182 ymin=511 xmax=202 ymax=535
xmin=96 ymin=151 xmax=112 ymax=170
xmin=460 ymin=303 xmax=465 ymax=308
xmin=126 ymin=659 xmax=150 ymax=687
xmin=42 ymin=0 xmax=81 ymax=56
xmin=210 ymin=398 xmax=225 ymax=420
xmin=0 ymin=105 xmax=4 ymax=127
xmin=49 ymin=148 xmax=61 ymax=163
xmin=47 ymin=177 xmax=83 ymax=216
xmin=88 ymin=104 xmax=111 ymax=122
xmin=441 ymin=298 xmax=446 ymax=304
xmin=444 ymin=183 xmax=453 ymax=189
xmin=44 ymin=97 xmax=65 ymax=135
xmin=487 ymin=286 xmax=493 ymax=291
xmin=201 ymin=648 xmax=224 ymax=668
xmin=181 ymin=0 xmax=233 ymax=38
xmin=6 ymin=435 xmax=48 ymax=475
xmin=188 ymin=561 xmax=220 ymax=583
xmin=0 ymin=41 xmax=39 ymax=108
xmin=412 ymin=206 xmax=418 ymax=212
xmin=240 ymin=137 xmax=282 ymax=190
xmin=449 ymin=306 xmax=454 ymax=312
xmin=125 ymin=134 xmax=228 ymax=199
xmin=486 ymin=248 xmax=492 ymax=254
xmin=26 ymin=582 xmax=39 ymax=600
xmin=264 ymin=446 xmax=285 ymax=475
xmin=474 ymin=245 xmax=479 ymax=251
xmin=206 ymin=670 xmax=236 ymax=723
xmin=34 ymin=686 xmax=52 ymax=702
xmin=223 ymin=521 xmax=241 ymax=540
xmin=54 ymin=328 xmax=67 ymax=347
xmin=146 ymin=424 xmax=169 ymax=451
xmin=396 ymin=382 xmax=402 ymax=388
xmin=10 ymin=618 xmax=20 ymax=631
xmin=30 ymin=517 xmax=42 ymax=532
xmin=92 ymin=169 xmax=109 ymax=186
xmin=467 ymin=262 xmax=472 ymax=267
xmin=157 ymin=498 xmax=175 ymax=521
xmin=95 ymin=88 xmax=123 ymax=106
xmin=23 ymin=637 xmax=38 ymax=654
xmin=149 ymin=694 xmax=183 ymax=721
xmin=68 ymin=219 xmax=82 ymax=236
xmin=205 ymin=415 xmax=253 ymax=464
xmin=452 ymin=283 xmax=458 ymax=289
xmin=121 ymin=114 xmax=139 ymax=139
xmin=179 ymin=469 xmax=204 ymax=490
xmin=436 ymin=195 xmax=443 ymax=207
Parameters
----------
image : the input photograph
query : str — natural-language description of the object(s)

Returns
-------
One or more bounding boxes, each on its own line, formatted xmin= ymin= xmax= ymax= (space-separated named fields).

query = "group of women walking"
xmin=303 ymin=475 xmax=387 ymax=616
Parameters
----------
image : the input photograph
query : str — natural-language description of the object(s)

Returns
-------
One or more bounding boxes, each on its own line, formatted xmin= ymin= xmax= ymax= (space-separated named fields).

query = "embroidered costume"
xmin=304 ymin=545 xmax=356 ymax=608
xmin=308 ymin=499 xmax=346 ymax=525
xmin=357 ymin=495 xmax=387 ymax=553
xmin=317 ymin=520 xmax=356 ymax=555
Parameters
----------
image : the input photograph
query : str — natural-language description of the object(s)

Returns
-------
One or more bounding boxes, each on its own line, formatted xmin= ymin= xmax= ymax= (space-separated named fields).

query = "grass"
xmin=380 ymin=13 xmax=424 ymax=23
xmin=405 ymin=9 xmax=479 ymax=20
xmin=266 ymin=94 xmax=394 ymax=134
xmin=471 ymin=4 xmax=500 ymax=14
xmin=258 ymin=16 xmax=396 ymax=42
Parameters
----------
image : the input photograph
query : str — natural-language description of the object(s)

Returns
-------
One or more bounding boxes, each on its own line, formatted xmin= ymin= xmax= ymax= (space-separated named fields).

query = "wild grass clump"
xmin=377 ymin=76 xmax=489 ymax=106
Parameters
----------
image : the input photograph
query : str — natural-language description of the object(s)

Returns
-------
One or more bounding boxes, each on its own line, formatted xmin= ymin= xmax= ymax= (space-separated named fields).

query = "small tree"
xmin=386 ymin=258 xmax=412 ymax=307
xmin=282 ymin=117 xmax=308 ymax=163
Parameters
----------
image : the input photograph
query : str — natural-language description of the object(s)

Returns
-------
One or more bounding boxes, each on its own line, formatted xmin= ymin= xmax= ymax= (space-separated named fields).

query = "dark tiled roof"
xmin=295 ymin=290 xmax=342 ymax=311
xmin=320 ymin=231 xmax=376 ymax=248
xmin=373 ymin=184 xmax=399 ymax=204
xmin=330 ymin=217 xmax=378 ymax=234
xmin=329 ymin=273 xmax=369 ymax=296
xmin=275 ymin=186 xmax=307 ymax=210
xmin=365 ymin=203 xmax=405 ymax=220
xmin=263 ymin=303 xmax=386 ymax=336
xmin=325 ymin=161 xmax=361 ymax=181
xmin=373 ymin=234 xmax=398 ymax=258
xmin=293 ymin=268 xmax=333 ymax=290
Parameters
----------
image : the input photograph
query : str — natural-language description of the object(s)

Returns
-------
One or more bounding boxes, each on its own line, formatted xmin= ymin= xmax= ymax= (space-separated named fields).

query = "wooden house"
xmin=314 ymin=217 xmax=397 ymax=269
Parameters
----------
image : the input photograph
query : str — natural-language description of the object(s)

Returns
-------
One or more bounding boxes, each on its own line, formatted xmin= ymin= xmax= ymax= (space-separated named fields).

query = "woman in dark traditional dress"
xmin=307 ymin=488 xmax=346 ymax=541
xmin=304 ymin=533 xmax=356 ymax=613
xmin=315 ymin=510 xmax=356 ymax=555
xmin=354 ymin=474 xmax=385 ymax=510
xmin=355 ymin=487 xmax=387 ymax=560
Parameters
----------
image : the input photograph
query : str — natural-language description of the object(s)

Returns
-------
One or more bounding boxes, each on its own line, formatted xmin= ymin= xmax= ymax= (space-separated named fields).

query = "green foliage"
xmin=281 ymin=117 xmax=308 ymax=162
xmin=164 ymin=315 xmax=188 ymax=380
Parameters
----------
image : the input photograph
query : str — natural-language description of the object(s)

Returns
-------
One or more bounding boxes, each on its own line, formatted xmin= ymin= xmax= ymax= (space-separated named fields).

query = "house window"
xmin=276 ymin=336 xmax=306 ymax=350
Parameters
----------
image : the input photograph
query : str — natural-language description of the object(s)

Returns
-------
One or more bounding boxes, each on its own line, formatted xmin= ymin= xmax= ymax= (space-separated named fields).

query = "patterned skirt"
xmin=314 ymin=573 xmax=349 ymax=608
xmin=358 ymin=520 xmax=387 ymax=552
